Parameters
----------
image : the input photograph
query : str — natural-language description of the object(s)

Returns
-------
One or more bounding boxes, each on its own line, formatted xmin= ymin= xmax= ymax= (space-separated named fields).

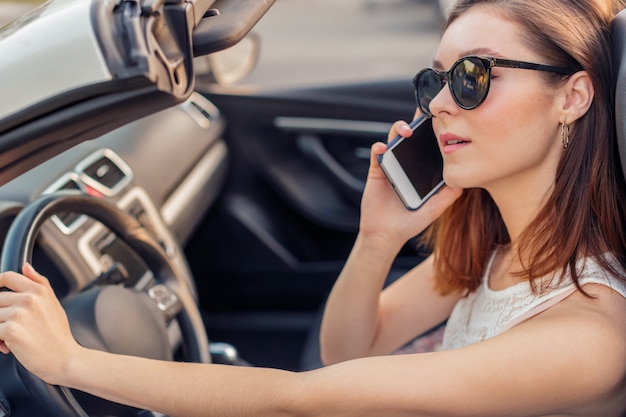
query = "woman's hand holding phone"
xmin=359 ymin=119 xmax=462 ymax=250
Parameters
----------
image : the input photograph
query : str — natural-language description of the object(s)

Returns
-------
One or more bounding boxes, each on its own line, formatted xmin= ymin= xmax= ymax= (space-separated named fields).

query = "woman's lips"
xmin=440 ymin=133 xmax=471 ymax=154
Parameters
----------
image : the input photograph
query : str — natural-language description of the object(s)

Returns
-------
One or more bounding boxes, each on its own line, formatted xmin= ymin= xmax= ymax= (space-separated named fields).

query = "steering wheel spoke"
xmin=148 ymin=284 xmax=184 ymax=323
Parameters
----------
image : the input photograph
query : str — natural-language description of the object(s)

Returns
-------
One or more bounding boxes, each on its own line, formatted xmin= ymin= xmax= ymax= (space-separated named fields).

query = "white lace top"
xmin=441 ymin=253 xmax=626 ymax=350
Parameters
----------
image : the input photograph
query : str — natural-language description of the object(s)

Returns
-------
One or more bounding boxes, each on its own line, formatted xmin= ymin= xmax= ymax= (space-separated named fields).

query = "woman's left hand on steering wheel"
xmin=0 ymin=263 xmax=81 ymax=386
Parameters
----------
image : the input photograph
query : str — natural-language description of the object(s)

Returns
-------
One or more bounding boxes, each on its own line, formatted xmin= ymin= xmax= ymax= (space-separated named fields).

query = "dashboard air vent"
xmin=42 ymin=173 xmax=87 ymax=235
xmin=77 ymin=149 xmax=133 ymax=196
xmin=182 ymin=92 xmax=220 ymax=128
xmin=84 ymin=157 xmax=124 ymax=188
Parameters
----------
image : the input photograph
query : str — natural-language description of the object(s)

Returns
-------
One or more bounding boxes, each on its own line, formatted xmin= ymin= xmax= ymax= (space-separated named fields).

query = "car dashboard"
xmin=0 ymin=92 xmax=227 ymax=299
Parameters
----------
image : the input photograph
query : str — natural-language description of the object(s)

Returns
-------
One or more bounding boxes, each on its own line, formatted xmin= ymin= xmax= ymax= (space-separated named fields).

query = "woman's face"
xmin=430 ymin=6 xmax=566 ymax=197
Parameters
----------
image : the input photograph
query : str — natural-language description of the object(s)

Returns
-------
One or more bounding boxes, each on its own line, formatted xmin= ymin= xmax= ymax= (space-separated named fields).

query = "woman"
xmin=2 ymin=0 xmax=626 ymax=415
xmin=320 ymin=0 xmax=626 ymax=360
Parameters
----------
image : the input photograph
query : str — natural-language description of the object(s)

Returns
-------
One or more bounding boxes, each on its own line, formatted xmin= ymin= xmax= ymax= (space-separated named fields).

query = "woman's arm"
xmin=55 ymin=305 xmax=626 ymax=417
xmin=2 ymin=267 xmax=625 ymax=417
xmin=320 ymin=253 xmax=462 ymax=364
xmin=319 ymin=120 xmax=462 ymax=364
xmin=310 ymin=288 xmax=626 ymax=417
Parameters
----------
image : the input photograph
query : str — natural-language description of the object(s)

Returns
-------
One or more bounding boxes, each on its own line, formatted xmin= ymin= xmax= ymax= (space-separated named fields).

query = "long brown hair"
xmin=424 ymin=0 xmax=626 ymax=295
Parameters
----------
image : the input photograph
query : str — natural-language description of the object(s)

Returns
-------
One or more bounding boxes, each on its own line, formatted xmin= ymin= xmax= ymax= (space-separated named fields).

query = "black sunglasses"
xmin=413 ymin=56 xmax=578 ymax=117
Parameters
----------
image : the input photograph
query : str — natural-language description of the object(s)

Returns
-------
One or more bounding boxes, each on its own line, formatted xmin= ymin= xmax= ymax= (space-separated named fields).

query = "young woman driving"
xmin=2 ymin=0 xmax=626 ymax=416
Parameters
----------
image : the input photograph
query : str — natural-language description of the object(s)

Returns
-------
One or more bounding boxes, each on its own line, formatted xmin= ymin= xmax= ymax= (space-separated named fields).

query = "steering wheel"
xmin=0 ymin=191 xmax=210 ymax=417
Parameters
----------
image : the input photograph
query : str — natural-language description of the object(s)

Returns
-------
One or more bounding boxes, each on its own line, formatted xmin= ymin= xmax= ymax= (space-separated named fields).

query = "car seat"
xmin=298 ymin=268 xmax=427 ymax=370
xmin=613 ymin=10 xmax=626 ymax=177
xmin=611 ymin=12 xmax=626 ymax=417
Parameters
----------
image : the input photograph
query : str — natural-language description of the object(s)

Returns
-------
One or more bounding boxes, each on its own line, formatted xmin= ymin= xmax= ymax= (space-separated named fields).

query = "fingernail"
xmin=399 ymin=124 xmax=412 ymax=135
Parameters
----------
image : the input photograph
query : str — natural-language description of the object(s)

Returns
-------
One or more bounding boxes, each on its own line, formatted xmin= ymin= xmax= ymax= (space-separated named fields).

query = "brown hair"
xmin=424 ymin=0 xmax=626 ymax=295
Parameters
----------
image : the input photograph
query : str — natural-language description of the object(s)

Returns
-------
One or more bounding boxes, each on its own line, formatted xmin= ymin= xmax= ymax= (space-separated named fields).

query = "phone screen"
xmin=391 ymin=118 xmax=443 ymax=197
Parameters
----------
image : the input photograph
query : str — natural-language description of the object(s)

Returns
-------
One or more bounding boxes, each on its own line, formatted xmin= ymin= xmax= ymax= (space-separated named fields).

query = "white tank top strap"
xmin=441 ymin=253 xmax=626 ymax=350
xmin=499 ymin=286 xmax=578 ymax=332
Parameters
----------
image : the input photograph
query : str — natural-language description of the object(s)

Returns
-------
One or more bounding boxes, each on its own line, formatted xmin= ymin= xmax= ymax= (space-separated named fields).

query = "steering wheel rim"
xmin=0 ymin=190 xmax=210 ymax=417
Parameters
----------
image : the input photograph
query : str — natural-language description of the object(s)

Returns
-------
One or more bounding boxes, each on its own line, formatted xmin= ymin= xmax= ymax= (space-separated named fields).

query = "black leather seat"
xmin=611 ymin=20 xmax=626 ymax=417
xmin=611 ymin=11 xmax=626 ymax=414
xmin=298 ymin=268 xmax=416 ymax=370
xmin=613 ymin=9 xmax=626 ymax=168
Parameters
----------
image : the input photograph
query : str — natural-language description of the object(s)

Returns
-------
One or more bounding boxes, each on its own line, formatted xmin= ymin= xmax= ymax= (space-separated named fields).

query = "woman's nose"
xmin=427 ymin=83 xmax=458 ymax=117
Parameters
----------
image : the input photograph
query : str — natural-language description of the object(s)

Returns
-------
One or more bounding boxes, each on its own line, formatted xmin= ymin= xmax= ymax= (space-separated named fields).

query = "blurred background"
xmin=240 ymin=0 xmax=443 ymax=87
xmin=0 ymin=0 xmax=444 ymax=89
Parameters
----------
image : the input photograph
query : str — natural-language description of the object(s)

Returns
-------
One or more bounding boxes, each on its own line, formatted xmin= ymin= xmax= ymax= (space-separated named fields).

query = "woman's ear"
xmin=561 ymin=71 xmax=594 ymax=123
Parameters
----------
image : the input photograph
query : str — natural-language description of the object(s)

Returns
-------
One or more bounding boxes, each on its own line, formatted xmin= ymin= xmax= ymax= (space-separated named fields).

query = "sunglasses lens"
xmin=450 ymin=58 xmax=489 ymax=109
xmin=415 ymin=69 xmax=444 ymax=116
xmin=414 ymin=57 xmax=491 ymax=115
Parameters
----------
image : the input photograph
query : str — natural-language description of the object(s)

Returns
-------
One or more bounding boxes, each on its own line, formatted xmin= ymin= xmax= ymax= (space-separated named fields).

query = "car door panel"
xmin=185 ymin=79 xmax=428 ymax=369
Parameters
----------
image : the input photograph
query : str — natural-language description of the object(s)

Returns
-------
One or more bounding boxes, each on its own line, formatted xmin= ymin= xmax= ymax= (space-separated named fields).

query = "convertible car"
xmin=2 ymin=0 xmax=626 ymax=416
xmin=0 ymin=0 xmax=438 ymax=415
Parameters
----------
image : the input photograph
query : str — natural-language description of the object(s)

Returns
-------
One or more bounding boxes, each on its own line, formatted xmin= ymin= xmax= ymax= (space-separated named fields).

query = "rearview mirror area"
xmin=0 ymin=0 xmax=274 ymax=186
xmin=195 ymin=33 xmax=260 ymax=87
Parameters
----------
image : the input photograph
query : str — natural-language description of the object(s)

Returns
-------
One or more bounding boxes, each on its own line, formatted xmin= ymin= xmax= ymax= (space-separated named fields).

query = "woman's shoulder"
xmin=576 ymin=255 xmax=626 ymax=297
xmin=550 ymin=280 xmax=626 ymax=369
xmin=552 ymin=261 xmax=626 ymax=358
xmin=504 ymin=285 xmax=626 ymax=415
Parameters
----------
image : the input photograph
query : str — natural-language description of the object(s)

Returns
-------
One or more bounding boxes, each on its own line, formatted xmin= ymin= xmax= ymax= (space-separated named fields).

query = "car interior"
xmin=0 ymin=0 xmax=624 ymax=416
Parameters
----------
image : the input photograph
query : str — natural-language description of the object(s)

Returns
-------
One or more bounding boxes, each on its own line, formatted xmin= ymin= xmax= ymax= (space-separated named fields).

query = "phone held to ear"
xmin=378 ymin=114 xmax=444 ymax=211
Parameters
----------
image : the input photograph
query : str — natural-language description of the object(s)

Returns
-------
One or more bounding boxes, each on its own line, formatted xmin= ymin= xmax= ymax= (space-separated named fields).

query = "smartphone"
xmin=378 ymin=114 xmax=444 ymax=210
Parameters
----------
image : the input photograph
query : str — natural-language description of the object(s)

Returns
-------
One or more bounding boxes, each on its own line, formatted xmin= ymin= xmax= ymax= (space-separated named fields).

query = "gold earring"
xmin=561 ymin=122 xmax=570 ymax=149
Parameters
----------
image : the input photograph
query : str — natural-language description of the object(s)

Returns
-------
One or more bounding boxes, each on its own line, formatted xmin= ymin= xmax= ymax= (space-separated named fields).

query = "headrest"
xmin=612 ymin=9 xmax=626 ymax=180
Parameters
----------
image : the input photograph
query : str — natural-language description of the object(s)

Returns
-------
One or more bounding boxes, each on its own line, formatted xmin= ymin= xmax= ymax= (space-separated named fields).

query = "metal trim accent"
xmin=75 ymin=148 xmax=134 ymax=197
xmin=274 ymin=117 xmax=392 ymax=136
xmin=42 ymin=172 xmax=88 ymax=235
